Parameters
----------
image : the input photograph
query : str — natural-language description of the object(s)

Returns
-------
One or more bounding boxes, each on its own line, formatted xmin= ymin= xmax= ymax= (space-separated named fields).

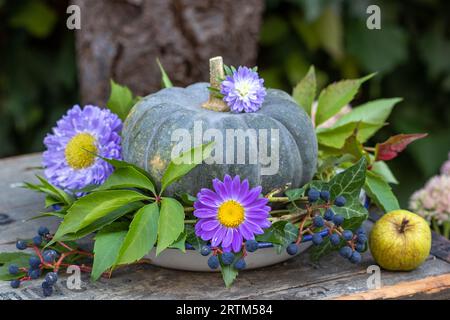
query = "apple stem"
xmin=399 ymin=218 xmax=409 ymax=233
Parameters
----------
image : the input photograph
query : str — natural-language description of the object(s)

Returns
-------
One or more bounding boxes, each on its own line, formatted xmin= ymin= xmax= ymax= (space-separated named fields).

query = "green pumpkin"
xmin=122 ymin=82 xmax=318 ymax=196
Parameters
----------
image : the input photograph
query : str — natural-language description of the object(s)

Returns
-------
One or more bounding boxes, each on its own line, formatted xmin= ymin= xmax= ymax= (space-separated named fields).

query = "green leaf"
xmin=371 ymin=161 xmax=398 ymax=185
xmin=285 ymin=187 xmax=306 ymax=201
xmin=317 ymin=127 xmax=365 ymax=163
xmin=223 ymin=65 xmax=233 ymax=77
xmin=156 ymin=58 xmax=173 ymax=88
xmin=169 ymin=232 xmax=187 ymax=253
xmin=256 ymin=221 xmax=298 ymax=248
xmin=45 ymin=195 xmax=62 ymax=208
xmin=347 ymin=21 xmax=408 ymax=74
xmin=178 ymin=193 xmax=197 ymax=206
xmin=310 ymin=238 xmax=333 ymax=262
xmin=327 ymin=157 xmax=367 ymax=198
xmin=115 ymin=203 xmax=159 ymax=265
xmin=160 ymin=142 xmax=215 ymax=194
xmin=219 ymin=251 xmax=243 ymax=288
xmin=334 ymin=98 xmax=401 ymax=128
xmin=60 ymin=202 xmax=143 ymax=241
xmin=418 ymin=30 xmax=450 ymax=79
xmin=91 ymin=225 xmax=127 ymax=281
xmin=156 ymin=198 xmax=185 ymax=255
xmin=313 ymin=6 xmax=343 ymax=60
xmin=185 ymin=225 xmax=206 ymax=251
xmin=0 ymin=252 xmax=31 ymax=265
xmin=292 ymin=66 xmax=316 ymax=116
xmin=107 ymin=80 xmax=137 ymax=121
xmin=9 ymin=0 xmax=57 ymax=38
xmin=25 ymin=175 xmax=74 ymax=206
xmin=333 ymin=200 xmax=368 ymax=221
xmin=96 ymin=166 xmax=156 ymax=195
xmin=53 ymin=190 xmax=150 ymax=241
xmin=365 ymin=171 xmax=400 ymax=213
xmin=327 ymin=98 xmax=402 ymax=143
xmin=317 ymin=121 xmax=383 ymax=148
xmin=315 ymin=74 xmax=375 ymax=125
xmin=0 ymin=252 xmax=31 ymax=281
xmin=99 ymin=156 xmax=152 ymax=179
xmin=29 ymin=211 xmax=66 ymax=221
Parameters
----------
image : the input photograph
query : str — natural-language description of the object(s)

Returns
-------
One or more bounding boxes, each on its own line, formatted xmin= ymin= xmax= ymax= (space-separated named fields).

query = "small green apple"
xmin=369 ymin=210 xmax=431 ymax=271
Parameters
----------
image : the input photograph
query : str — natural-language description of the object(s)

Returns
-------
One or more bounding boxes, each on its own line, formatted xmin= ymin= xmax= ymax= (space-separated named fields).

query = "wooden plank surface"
xmin=0 ymin=154 xmax=449 ymax=300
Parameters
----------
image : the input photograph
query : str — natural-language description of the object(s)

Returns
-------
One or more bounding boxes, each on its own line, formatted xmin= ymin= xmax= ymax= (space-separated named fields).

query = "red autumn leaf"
xmin=375 ymin=133 xmax=428 ymax=161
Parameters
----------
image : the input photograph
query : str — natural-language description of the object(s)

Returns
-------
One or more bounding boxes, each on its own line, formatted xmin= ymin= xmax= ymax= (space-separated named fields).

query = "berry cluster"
xmin=201 ymin=239 xmax=259 ymax=271
xmin=9 ymin=226 xmax=93 ymax=297
xmin=285 ymin=188 xmax=367 ymax=264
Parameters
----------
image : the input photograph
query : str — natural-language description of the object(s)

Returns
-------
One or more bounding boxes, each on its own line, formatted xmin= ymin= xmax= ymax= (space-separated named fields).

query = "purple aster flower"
xmin=194 ymin=175 xmax=271 ymax=253
xmin=220 ymin=66 xmax=267 ymax=113
xmin=42 ymin=105 xmax=122 ymax=193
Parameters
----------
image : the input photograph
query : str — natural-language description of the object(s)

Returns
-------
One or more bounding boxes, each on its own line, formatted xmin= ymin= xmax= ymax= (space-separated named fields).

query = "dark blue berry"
xmin=29 ymin=256 xmax=41 ymax=269
xmin=200 ymin=245 xmax=211 ymax=256
xmin=44 ymin=272 xmax=58 ymax=285
xmin=355 ymin=243 xmax=365 ymax=253
xmin=356 ymin=227 xmax=365 ymax=235
xmin=42 ymin=286 xmax=53 ymax=297
xmin=332 ymin=214 xmax=344 ymax=226
xmin=330 ymin=233 xmax=341 ymax=246
xmin=42 ymin=281 xmax=52 ymax=289
xmin=339 ymin=246 xmax=353 ymax=259
xmin=334 ymin=196 xmax=347 ymax=207
xmin=10 ymin=280 xmax=20 ymax=289
xmin=312 ymin=233 xmax=323 ymax=246
xmin=324 ymin=208 xmax=334 ymax=221
xmin=320 ymin=190 xmax=330 ymax=201
xmin=349 ymin=251 xmax=362 ymax=264
xmin=38 ymin=226 xmax=50 ymax=237
xmin=207 ymin=255 xmax=219 ymax=270
xmin=234 ymin=258 xmax=246 ymax=270
xmin=8 ymin=264 xmax=19 ymax=275
xmin=307 ymin=188 xmax=320 ymax=203
xmin=221 ymin=252 xmax=235 ymax=265
xmin=43 ymin=250 xmax=57 ymax=263
xmin=286 ymin=243 xmax=298 ymax=256
xmin=245 ymin=240 xmax=258 ymax=253
xmin=28 ymin=268 xmax=42 ymax=280
xmin=313 ymin=216 xmax=324 ymax=228
xmin=16 ymin=240 xmax=27 ymax=250
xmin=357 ymin=234 xmax=368 ymax=244
xmin=342 ymin=230 xmax=353 ymax=241
xmin=32 ymin=236 xmax=42 ymax=246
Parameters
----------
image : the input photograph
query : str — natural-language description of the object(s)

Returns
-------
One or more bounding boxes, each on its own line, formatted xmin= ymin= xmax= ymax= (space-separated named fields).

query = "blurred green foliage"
xmin=258 ymin=0 xmax=450 ymax=206
xmin=0 ymin=0 xmax=449 ymax=207
xmin=0 ymin=0 xmax=78 ymax=157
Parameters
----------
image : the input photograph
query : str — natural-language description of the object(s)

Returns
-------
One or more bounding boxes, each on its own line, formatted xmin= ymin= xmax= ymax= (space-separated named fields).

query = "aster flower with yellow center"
xmin=194 ymin=175 xmax=272 ymax=253
xmin=43 ymin=105 xmax=122 ymax=193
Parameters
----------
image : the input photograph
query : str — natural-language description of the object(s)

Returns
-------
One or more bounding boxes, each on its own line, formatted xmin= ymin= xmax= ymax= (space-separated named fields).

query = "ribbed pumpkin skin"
xmin=122 ymin=83 xmax=317 ymax=196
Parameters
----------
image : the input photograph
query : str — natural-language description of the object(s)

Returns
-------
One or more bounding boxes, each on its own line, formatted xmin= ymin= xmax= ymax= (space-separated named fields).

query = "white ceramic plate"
xmin=144 ymin=241 xmax=313 ymax=272
xmin=144 ymin=192 xmax=369 ymax=272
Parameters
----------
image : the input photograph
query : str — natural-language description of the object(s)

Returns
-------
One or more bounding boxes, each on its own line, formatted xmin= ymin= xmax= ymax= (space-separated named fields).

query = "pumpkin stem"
xmin=202 ymin=56 xmax=230 ymax=112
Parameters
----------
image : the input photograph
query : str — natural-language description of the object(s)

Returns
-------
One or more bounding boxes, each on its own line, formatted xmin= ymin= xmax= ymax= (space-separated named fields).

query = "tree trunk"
xmin=74 ymin=0 xmax=264 ymax=105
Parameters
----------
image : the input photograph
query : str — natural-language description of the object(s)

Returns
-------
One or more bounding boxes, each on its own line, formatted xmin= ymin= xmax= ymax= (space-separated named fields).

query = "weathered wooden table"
xmin=1 ymin=154 xmax=449 ymax=300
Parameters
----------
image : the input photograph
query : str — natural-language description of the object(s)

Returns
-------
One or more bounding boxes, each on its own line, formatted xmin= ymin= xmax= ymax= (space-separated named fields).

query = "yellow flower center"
xmin=217 ymin=200 xmax=245 ymax=228
xmin=64 ymin=133 xmax=97 ymax=169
